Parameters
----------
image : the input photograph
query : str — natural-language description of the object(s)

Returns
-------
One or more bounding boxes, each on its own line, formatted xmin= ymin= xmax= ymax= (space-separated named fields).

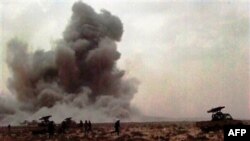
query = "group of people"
xmin=79 ymin=120 xmax=92 ymax=135
xmin=80 ymin=119 xmax=120 ymax=136
xmin=31 ymin=118 xmax=121 ymax=138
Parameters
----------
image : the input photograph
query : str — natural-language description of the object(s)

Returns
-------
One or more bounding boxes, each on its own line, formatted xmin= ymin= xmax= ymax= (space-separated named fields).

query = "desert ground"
xmin=0 ymin=121 xmax=249 ymax=141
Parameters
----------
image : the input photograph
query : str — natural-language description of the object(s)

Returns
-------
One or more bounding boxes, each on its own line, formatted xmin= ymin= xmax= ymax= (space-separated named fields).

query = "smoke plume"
xmin=1 ymin=1 xmax=139 ymax=124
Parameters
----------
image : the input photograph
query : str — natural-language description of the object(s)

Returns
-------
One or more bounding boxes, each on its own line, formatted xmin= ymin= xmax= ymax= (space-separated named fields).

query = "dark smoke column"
xmin=6 ymin=1 xmax=138 ymax=120
xmin=57 ymin=1 xmax=138 ymax=118
xmin=60 ymin=1 xmax=124 ymax=96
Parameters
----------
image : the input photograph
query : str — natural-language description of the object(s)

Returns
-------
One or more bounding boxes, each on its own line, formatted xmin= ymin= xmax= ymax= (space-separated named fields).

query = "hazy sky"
xmin=0 ymin=0 xmax=250 ymax=119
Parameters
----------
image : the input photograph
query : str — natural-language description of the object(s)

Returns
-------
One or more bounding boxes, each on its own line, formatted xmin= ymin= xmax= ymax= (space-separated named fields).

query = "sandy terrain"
xmin=0 ymin=121 xmax=249 ymax=141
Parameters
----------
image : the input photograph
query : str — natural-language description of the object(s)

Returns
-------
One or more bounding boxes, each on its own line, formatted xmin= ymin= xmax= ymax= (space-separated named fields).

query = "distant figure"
xmin=79 ymin=120 xmax=83 ymax=128
xmin=88 ymin=120 xmax=92 ymax=132
xmin=8 ymin=124 xmax=11 ymax=135
xmin=61 ymin=121 xmax=66 ymax=134
xmin=84 ymin=120 xmax=88 ymax=135
xmin=48 ymin=121 xmax=55 ymax=138
xmin=114 ymin=120 xmax=120 ymax=136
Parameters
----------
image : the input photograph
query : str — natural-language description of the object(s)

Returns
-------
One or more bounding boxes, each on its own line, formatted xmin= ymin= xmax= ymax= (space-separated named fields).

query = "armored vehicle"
xmin=207 ymin=106 xmax=233 ymax=121
xmin=196 ymin=106 xmax=242 ymax=132
xmin=32 ymin=115 xmax=52 ymax=135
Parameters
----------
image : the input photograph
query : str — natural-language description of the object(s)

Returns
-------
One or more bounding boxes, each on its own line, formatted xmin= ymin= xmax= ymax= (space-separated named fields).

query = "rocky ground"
xmin=0 ymin=121 xmax=249 ymax=141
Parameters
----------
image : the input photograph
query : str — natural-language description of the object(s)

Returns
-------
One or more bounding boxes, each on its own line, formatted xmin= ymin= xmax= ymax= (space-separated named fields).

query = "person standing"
xmin=7 ymin=124 xmax=11 ymax=135
xmin=84 ymin=120 xmax=88 ymax=136
xmin=88 ymin=120 xmax=92 ymax=132
xmin=114 ymin=120 xmax=120 ymax=136
xmin=48 ymin=121 xmax=55 ymax=138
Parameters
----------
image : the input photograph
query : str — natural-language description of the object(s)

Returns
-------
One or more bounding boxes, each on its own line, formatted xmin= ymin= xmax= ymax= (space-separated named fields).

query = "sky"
xmin=0 ymin=0 xmax=250 ymax=120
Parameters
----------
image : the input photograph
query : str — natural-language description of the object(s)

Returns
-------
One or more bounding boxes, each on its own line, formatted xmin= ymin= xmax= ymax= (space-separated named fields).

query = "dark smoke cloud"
xmin=1 ymin=1 xmax=139 ymax=124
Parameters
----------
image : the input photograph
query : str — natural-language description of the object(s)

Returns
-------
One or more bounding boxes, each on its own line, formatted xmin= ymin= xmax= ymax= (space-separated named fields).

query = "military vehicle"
xmin=207 ymin=106 xmax=233 ymax=121
xmin=57 ymin=117 xmax=78 ymax=134
xmin=32 ymin=115 xmax=52 ymax=135
xmin=38 ymin=115 xmax=52 ymax=127
xmin=64 ymin=117 xmax=77 ymax=128
xmin=196 ymin=106 xmax=243 ymax=132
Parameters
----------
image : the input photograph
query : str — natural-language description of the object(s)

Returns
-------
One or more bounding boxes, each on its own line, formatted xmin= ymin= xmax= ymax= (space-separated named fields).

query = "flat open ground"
xmin=0 ymin=121 xmax=249 ymax=141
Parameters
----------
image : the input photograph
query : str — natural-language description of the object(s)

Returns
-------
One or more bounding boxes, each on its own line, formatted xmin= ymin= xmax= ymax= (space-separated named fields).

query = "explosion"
xmin=0 ymin=1 xmax=139 ymax=124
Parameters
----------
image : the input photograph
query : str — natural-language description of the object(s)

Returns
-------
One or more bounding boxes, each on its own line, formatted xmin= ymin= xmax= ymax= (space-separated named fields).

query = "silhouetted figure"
xmin=84 ymin=120 xmax=88 ymax=135
xmin=48 ymin=121 xmax=55 ymax=138
xmin=78 ymin=120 xmax=83 ymax=133
xmin=88 ymin=120 xmax=92 ymax=132
xmin=8 ymin=124 xmax=11 ymax=135
xmin=114 ymin=120 xmax=120 ymax=136
xmin=79 ymin=120 xmax=83 ymax=128
xmin=61 ymin=121 xmax=66 ymax=134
